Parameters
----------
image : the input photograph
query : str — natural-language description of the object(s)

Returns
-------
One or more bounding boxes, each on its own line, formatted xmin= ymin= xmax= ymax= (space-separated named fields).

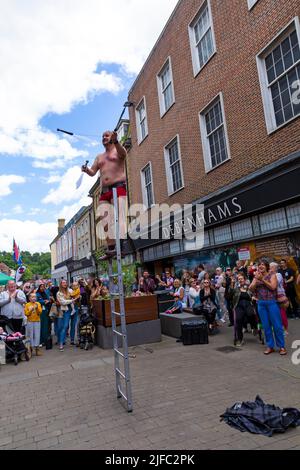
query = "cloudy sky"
xmin=0 ymin=0 xmax=178 ymax=253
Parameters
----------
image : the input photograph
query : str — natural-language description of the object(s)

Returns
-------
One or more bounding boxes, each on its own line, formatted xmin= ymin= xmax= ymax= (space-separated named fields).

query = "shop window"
xmin=156 ymin=245 xmax=163 ymax=258
xmin=259 ymin=208 xmax=288 ymax=233
xmin=170 ymin=240 xmax=181 ymax=254
xmin=148 ymin=247 xmax=154 ymax=260
xmin=231 ymin=219 xmax=253 ymax=240
xmin=143 ymin=249 xmax=149 ymax=261
xmin=286 ymin=202 xmax=300 ymax=227
xmin=204 ymin=231 xmax=210 ymax=247
xmin=213 ymin=225 xmax=232 ymax=244
xmin=163 ymin=243 xmax=170 ymax=256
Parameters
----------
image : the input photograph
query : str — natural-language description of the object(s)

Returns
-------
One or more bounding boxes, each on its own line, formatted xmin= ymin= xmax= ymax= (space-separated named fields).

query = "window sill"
xmin=160 ymin=101 xmax=176 ymax=119
xmin=205 ymin=157 xmax=231 ymax=174
xmin=167 ymin=185 xmax=185 ymax=197
xmin=138 ymin=133 xmax=149 ymax=146
xmin=267 ymin=113 xmax=300 ymax=135
xmin=193 ymin=50 xmax=216 ymax=79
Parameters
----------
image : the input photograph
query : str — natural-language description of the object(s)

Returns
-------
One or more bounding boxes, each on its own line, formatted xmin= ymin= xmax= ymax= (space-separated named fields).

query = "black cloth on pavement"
xmin=220 ymin=395 xmax=300 ymax=437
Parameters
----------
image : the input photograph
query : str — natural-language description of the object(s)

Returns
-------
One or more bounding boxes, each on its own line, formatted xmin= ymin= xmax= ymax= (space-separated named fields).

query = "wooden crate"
xmin=92 ymin=295 xmax=159 ymax=327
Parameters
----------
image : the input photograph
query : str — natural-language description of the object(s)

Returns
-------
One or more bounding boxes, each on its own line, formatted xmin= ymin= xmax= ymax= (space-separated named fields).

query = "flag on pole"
xmin=12 ymin=239 xmax=22 ymax=265
xmin=12 ymin=239 xmax=19 ymax=263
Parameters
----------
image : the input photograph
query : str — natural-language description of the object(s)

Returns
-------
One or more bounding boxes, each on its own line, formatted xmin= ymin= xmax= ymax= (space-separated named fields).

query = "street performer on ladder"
xmin=81 ymin=130 xmax=128 ymax=260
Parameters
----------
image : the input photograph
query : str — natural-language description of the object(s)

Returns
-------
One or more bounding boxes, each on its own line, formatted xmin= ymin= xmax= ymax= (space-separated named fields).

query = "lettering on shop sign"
xmin=161 ymin=197 xmax=243 ymax=240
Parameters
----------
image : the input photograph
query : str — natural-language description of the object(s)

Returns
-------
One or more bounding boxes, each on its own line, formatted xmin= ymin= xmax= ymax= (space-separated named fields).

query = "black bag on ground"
xmin=45 ymin=336 xmax=53 ymax=350
xmin=181 ymin=319 xmax=209 ymax=345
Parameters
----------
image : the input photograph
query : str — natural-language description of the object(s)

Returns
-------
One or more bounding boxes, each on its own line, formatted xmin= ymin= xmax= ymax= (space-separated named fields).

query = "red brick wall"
xmin=127 ymin=0 xmax=300 ymax=207
xmin=255 ymin=236 xmax=289 ymax=258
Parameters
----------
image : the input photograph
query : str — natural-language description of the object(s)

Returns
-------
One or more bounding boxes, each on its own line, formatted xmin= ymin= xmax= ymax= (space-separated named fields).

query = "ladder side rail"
xmin=112 ymin=188 xmax=133 ymax=411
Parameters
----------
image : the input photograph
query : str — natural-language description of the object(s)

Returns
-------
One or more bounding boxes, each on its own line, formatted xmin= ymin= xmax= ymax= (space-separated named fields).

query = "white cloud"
xmin=41 ymin=173 xmax=62 ymax=184
xmin=0 ymin=218 xmax=57 ymax=252
xmin=42 ymin=166 xmax=97 ymax=205
xmin=12 ymin=204 xmax=23 ymax=214
xmin=57 ymin=197 xmax=92 ymax=224
xmin=0 ymin=0 xmax=177 ymax=161
xmin=0 ymin=175 xmax=26 ymax=197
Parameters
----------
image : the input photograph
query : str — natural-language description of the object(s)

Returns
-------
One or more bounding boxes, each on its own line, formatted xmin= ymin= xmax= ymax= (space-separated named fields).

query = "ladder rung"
xmin=114 ymin=348 xmax=125 ymax=358
xmin=112 ymin=311 xmax=121 ymax=316
xmin=116 ymin=368 xmax=126 ymax=379
xmin=110 ymin=293 xmax=120 ymax=297
xmin=118 ymin=386 xmax=128 ymax=402
xmin=113 ymin=329 xmax=124 ymax=337
xmin=109 ymin=273 xmax=119 ymax=278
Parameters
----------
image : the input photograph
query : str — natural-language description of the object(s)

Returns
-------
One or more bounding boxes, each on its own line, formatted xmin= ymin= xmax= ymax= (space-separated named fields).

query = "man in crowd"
xmin=197 ymin=264 xmax=207 ymax=283
xmin=0 ymin=280 xmax=27 ymax=332
xmin=141 ymin=271 xmax=156 ymax=294
xmin=214 ymin=267 xmax=228 ymax=323
xmin=279 ymin=259 xmax=300 ymax=319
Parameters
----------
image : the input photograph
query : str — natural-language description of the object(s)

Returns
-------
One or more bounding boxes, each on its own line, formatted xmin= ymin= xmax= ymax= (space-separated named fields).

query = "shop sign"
xmin=238 ymin=247 xmax=251 ymax=261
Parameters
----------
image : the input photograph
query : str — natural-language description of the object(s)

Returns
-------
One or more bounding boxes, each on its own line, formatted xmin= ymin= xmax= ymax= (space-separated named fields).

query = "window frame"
xmin=156 ymin=56 xmax=176 ymax=117
xmin=188 ymin=0 xmax=216 ymax=78
xmin=256 ymin=16 xmax=300 ymax=134
xmin=135 ymin=96 xmax=149 ymax=145
xmin=163 ymin=134 xmax=185 ymax=196
xmin=199 ymin=92 xmax=231 ymax=173
xmin=140 ymin=162 xmax=155 ymax=209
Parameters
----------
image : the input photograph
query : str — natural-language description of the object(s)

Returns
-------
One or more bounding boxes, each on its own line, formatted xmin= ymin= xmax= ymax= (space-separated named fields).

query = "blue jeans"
xmin=69 ymin=305 xmax=79 ymax=342
xmin=257 ymin=300 xmax=284 ymax=349
xmin=57 ymin=307 xmax=72 ymax=346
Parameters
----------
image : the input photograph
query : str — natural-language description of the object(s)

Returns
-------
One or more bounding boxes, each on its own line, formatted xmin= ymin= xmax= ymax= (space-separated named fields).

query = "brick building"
xmin=126 ymin=0 xmax=300 ymax=274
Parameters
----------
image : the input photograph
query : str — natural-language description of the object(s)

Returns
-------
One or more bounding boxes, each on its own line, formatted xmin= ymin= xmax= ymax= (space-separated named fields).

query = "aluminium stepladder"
xmin=107 ymin=187 xmax=133 ymax=412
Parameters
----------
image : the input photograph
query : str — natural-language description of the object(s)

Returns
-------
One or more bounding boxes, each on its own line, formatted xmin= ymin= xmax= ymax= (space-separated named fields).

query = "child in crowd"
xmin=24 ymin=292 xmax=43 ymax=356
xmin=70 ymin=282 xmax=81 ymax=316
xmin=165 ymin=293 xmax=183 ymax=314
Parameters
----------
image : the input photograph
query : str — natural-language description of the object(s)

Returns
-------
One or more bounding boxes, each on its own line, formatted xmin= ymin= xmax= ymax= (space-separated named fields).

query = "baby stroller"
xmin=76 ymin=306 xmax=95 ymax=350
xmin=0 ymin=315 xmax=31 ymax=365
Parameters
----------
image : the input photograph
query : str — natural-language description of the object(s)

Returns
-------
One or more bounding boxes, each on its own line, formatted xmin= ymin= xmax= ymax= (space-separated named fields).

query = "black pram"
xmin=0 ymin=315 xmax=31 ymax=365
xmin=76 ymin=307 xmax=95 ymax=350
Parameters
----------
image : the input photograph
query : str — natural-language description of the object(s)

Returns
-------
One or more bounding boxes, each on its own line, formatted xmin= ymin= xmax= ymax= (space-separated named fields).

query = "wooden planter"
xmin=92 ymin=295 xmax=158 ymax=327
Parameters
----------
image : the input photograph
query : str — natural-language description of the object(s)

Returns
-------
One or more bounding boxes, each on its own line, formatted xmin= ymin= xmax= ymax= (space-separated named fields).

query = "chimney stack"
xmin=58 ymin=219 xmax=65 ymax=235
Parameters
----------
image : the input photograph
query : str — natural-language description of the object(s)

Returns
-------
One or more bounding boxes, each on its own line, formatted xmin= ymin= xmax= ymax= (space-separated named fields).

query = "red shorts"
xmin=99 ymin=185 xmax=127 ymax=202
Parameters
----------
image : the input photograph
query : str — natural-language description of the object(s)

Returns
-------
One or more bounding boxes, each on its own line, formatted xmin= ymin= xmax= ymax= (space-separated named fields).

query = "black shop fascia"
xmin=131 ymin=150 xmax=300 ymax=255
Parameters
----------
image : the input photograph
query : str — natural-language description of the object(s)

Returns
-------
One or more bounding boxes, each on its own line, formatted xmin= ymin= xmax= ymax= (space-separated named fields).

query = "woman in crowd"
xmin=199 ymin=279 xmax=218 ymax=333
xmin=171 ymin=279 xmax=187 ymax=308
xmin=154 ymin=274 xmax=166 ymax=291
xmin=36 ymin=283 xmax=51 ymax=346
xmin=69 ymin=281 xmax=81 ymax=345
xmin=100 ymin=286 xmax=110 ymax=299
xmin=270 ymin=262 xmax=289 ymax=335
xmin=188 ymin=278 xmax=200 ymax=308
xmin=56 ymin=280 xmax=76 ymax=351
xmin=181 ymin=270 xmax=191 ymax=306
xmin=250 ymin=261 xmax=286 ymax=355
xmin=22 ymin=282 xmax=35 ymax=302
xmin=137 ymin=277 xmax=146 ymax=294
xmin=90 ymin=278 xmax=102 ymax=301
xmin=231 ymin=273 xmax=257 ymax=347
